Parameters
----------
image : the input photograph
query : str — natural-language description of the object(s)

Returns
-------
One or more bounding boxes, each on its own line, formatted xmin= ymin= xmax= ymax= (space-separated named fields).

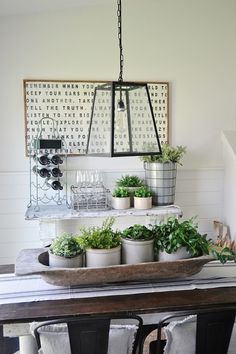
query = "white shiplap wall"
xmin=0 ymin=172 xmax=40 ymax=264
xmin=175 ymin=169 xmax=223 ymax=239
xmin=0 ymin=168 xmax=223 ymax=265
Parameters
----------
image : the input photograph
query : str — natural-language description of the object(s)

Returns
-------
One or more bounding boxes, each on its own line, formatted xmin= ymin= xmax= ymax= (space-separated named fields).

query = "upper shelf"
xmin=25 ymin=204 xmax=182 ymax=220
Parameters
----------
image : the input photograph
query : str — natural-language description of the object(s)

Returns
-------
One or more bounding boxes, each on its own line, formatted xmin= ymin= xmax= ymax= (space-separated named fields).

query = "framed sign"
xmin=24 ymin=80 xmax=169 ymax=156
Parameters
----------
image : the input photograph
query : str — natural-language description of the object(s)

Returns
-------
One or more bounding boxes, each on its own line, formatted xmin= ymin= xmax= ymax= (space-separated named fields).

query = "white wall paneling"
xmin=0 ymin=168 xmax=223 ymax=265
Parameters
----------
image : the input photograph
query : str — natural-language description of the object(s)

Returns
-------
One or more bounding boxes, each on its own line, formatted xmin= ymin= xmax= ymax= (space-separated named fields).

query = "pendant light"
xmin=86 ymin=0 xmax=162 ymax=157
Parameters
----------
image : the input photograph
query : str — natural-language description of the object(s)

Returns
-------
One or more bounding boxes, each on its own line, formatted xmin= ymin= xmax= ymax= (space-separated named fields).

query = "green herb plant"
xmin=122 ymin=224 xmax=153 ymax=241
xmin=152 ymin=217 xmax=210 ymax=257
xmin=50 ymin=233 xmax=83 ymax=258
xmin=112 ymin=186 xmax=130 ymax=198
xmin=78 ymin=217 xmax=121 ymax=250
xmin=116 ymin=175 xmax=144 ymax=187
xmin=140 ymin=143 xmax=186 ymax=165
xmin=134 ymin=186 xmax=152 ymax=198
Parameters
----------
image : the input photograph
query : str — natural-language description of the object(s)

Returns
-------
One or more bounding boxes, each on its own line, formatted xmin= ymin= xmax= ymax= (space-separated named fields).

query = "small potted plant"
xmin=112 ymin=186 xmax=130 ymax=210
xmin=152 ymin=217 xmax=210 ymax=262
xmin=140 ymin=143 xmax=186 ymax=205
xmin=133 ymin=186 xmax=152 ymax=209
xmin=121 ymin=224 xmax=154 ymax=264
xmin=78 ymin=217 xmax=121 ymax=267
xmin=116 ymin=174 xmax=144 ymax=206
xmin=49 ymin=233 xmax=83 ymax=268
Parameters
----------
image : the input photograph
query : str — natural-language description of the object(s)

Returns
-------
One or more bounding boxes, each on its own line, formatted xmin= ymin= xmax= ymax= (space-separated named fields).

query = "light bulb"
xmin=116 ymin=99 xmax=126 ymax=132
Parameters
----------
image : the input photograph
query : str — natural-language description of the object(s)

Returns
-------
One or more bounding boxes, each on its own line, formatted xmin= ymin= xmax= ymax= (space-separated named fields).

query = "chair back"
xmin=196 ymin=311 xmax=235 ymax=354
xmin=33 ymin=314 xmax=143 ymax=354
xmin=155 ymin=309 xmax=235 ymax=354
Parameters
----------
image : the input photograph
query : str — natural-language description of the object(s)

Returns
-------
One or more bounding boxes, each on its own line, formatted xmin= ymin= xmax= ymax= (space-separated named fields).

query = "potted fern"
xmin=140 ymin=143 xmax=186 ymax=206
xmin=121 ymin=224 xmax=154 ymax=264
xmin=133 ymin=186 xmax=152 ymax=210
xmin=112 ymin=186 xmax=130 ymax=210
xmin=49 ymin=233 xmax=83 ymax=268
xmin=78 ymin=217 xmax=121 ymax=267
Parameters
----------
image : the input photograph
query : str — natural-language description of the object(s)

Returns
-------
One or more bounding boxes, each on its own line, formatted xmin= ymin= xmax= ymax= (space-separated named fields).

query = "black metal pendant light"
xmin=86 ymin=0 xmax=162 ymax=157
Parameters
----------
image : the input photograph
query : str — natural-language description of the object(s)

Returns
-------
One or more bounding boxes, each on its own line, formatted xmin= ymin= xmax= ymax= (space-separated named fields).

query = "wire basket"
xmin=71 ymin=185 xmax=111 ymax=211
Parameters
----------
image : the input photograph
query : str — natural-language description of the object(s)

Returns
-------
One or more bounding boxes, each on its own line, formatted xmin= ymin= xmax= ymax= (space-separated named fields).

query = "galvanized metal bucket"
xmin=144 ymin=162 xmax=177 ymax=205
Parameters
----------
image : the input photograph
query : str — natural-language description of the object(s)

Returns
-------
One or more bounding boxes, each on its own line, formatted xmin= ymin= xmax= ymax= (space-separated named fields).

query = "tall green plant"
xmin=140 ymin=143 xmax=186 ymax=164
xmin=78 ymin=217 xmax=121 ymax=249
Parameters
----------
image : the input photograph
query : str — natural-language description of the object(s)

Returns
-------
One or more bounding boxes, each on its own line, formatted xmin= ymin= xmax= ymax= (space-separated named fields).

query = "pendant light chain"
xmin=117 ymin=0 xmax=124 ymax=82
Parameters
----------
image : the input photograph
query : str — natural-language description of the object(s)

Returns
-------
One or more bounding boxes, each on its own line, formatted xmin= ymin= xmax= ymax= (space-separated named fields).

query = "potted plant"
xmin=112 ymin=186 xmax=130 ymax=210
xmin=78 ymin=217 xmax=121 ymax=267
xmin=152 ymin=217 xmax=211 ymax=261
xmin=116 ymin=174 xmax=144 ymax=188
xmin=121 ymin=224 xmax=154 ymax=264
xmin=210 ymin=237 xmax=236 ymax=264
xmin=116 ymin=174 xmax=144 ymax=206
xmin=49 ymin=233 xmax=83 ymax=268
xmin=140 ymin=143 xmax=186 ymax=206
xmin=133 ymin=186 xmax=152 ymax=209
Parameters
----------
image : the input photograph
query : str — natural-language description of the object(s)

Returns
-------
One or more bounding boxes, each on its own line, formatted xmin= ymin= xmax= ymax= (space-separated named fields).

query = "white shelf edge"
xmin=25 ymin=204 xmax=183 ymax=221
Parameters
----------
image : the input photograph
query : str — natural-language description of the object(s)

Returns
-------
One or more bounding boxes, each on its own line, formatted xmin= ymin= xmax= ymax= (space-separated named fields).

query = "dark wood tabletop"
xmin=1 ymin=264 xmax=236 ymax=325
xmin=1 ymin=286 xmax=236 ymax=324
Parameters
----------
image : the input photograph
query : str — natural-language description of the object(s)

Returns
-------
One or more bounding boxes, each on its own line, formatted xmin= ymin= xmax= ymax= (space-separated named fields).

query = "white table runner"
xmin=1 ymin=273 xmax=236 ymax=305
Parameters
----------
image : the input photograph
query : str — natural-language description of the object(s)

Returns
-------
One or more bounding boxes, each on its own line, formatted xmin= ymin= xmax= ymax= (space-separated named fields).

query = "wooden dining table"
xmin=1 ymin=263 xmax=236 ymax=353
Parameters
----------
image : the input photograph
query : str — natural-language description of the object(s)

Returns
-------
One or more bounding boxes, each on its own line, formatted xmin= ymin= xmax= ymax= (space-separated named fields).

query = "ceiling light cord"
xmin=117 ymin=0 xmax=124 ymax=83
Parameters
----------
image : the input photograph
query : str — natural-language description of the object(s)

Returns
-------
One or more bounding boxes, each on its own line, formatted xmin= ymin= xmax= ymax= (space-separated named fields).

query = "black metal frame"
xmin=33 ymin=313 xmax=143 ymax=354
xmin=86 ymin=81 xmax=162 ymax=157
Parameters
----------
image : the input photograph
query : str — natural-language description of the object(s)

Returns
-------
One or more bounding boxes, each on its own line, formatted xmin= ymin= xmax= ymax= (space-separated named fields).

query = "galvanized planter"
xmin=144 ymin=162 xmax=177 ymax=206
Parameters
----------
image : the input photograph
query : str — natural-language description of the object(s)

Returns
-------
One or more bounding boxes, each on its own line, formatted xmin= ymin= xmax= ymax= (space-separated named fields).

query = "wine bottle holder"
xmin=28 ymin=117 xmax=69 ymax=211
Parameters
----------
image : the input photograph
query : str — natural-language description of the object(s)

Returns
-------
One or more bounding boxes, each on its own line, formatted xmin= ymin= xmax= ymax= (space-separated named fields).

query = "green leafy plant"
xmin=112 ymin=186 xmax=130 ymax=198
xmin=122 ymin=224 xmax=153 ymax=241
xmin=134 ymin=186 xmax=152 ymax=198
xmin=152 ymin=217 xmax=210 ymax=257
xmin=209 ymin=237 xmax=236 ymax=264
xmin=140 ymin=143 xmax=186 ymax=165
xmin=50 ymin=233 xmax=83 ymax=258
xmin=116 ymin=175 xmax=144 ymax=187
xmin=78 ymin=217 xmax=121 ymax=249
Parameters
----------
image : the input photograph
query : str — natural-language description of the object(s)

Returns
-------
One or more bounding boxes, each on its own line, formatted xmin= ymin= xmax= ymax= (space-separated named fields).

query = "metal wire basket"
xmin=71 ymin=185 xmax=111 ymax=211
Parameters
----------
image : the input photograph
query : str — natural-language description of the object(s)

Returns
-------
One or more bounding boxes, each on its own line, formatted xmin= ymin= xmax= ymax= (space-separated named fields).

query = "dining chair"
xmin=149 ymin=309 xmax=236 ymax=354
xmin=32 ymin=314 xmax=143 ymax=354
